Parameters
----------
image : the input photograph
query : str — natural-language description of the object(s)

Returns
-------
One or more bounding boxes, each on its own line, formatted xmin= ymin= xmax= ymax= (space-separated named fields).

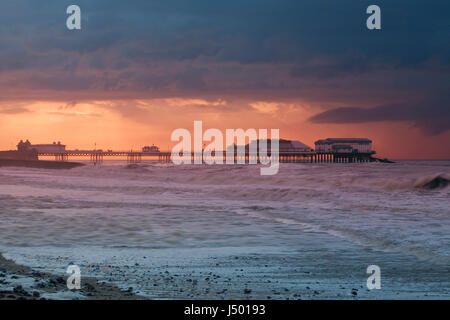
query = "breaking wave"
xmin=414 ymin=174 xmax=449 ymax=190
xmin=0 ymin=160 xmax=448 ymax=266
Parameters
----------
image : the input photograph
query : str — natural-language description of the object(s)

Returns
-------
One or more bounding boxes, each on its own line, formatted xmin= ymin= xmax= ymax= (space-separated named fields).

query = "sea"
xmin=0 ymin=160 xmax=449 ymax=299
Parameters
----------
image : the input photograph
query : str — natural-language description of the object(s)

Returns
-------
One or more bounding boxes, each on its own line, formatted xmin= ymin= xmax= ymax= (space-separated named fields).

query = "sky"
xmin=0 ymin=0 xmax=449 ymax=159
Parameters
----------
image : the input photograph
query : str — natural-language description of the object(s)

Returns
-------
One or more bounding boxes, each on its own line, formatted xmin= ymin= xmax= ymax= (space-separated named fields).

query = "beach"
xmin=0 ymin=253 xmax=139 ymax=300
xmin=0 ymin=161 xmax=449 ymax=299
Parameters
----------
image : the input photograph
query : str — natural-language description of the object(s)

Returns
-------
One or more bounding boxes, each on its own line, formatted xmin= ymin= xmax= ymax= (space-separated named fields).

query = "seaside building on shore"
xmin=30 ymin=142 xmax=66 ymax=153
xmin=314 ymin=138 xmax=372 ymax=154
xmin=17 ymin=140 xmax=66 ymax=153
xmin=0 ymin=140 xmax=38 ymax=161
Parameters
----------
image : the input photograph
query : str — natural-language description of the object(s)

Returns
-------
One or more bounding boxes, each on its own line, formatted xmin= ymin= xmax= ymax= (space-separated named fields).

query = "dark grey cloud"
xmin=0 ymin=0 xmax=448 ymax=130
xmin=1 ymin=0 xmax=448 ymax=68
xmin=309 ymin=95 xmax=450 ymax=135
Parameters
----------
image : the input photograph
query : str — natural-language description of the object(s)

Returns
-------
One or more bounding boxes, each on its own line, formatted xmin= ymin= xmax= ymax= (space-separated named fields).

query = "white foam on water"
xmin=0 ymin=160 xmax=449 ymax=296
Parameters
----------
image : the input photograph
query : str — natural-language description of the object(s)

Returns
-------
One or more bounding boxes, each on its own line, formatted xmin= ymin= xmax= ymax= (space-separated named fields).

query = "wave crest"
xmin=414 ymin=174 xmax=449 ymax=190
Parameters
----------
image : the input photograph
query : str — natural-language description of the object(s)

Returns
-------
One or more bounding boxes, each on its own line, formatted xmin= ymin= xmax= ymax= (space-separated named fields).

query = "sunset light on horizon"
xmin=2 ymin=97 xmax=450 ymax=159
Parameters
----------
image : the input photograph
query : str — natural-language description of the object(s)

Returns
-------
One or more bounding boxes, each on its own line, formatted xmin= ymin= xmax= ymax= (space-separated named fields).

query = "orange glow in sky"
xmin=1 ymin=99 xmax=449 ymax=160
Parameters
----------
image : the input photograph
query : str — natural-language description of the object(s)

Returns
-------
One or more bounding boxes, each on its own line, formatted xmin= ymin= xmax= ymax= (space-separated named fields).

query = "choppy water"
xmin=0 ymin=160 xmax=449 ymax=298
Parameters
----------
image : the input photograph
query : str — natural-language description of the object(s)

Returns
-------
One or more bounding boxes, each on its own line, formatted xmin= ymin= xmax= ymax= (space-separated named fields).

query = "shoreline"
xmin=0 ymin=159 xmax=84 ymax=170
xmin=0 ymin=253 xmax=141 ymax=300
xmin=4 ymin=243 xmax=449 ymax=300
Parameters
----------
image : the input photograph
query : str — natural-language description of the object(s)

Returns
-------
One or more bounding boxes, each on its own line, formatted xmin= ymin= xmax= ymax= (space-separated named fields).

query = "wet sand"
xmin=0 ymin=253 xmax=141 ymax=300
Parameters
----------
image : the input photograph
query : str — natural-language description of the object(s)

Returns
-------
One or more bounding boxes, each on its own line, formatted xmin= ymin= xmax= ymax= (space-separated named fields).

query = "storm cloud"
xmin=0 ymin=0 xmax=448 ymax=132
xmin=309 ymin=95 xmax=450 ymax=135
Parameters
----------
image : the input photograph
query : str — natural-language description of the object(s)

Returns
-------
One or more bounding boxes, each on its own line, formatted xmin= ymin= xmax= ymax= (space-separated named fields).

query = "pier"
xmin=11 ymin=138 xmax=379 ymax=165
xmin=37 ymin=150 xmax=375 ymax=164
